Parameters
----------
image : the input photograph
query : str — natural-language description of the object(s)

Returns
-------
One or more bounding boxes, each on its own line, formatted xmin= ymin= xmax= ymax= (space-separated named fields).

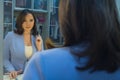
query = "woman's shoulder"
xmin=41 ymin=47 xmax=69 ymax=55
xmin=33 ymin=42 xmax=89 ymax=59
xmin=32 ymin=47 xmax=70 ymax=60
xmin=6 ymin=31 xmax=17 ymax=36
xmin=4 ymin=31 xmax=21 ymax=40
xmin=4 ymin=31 xmax=14 ymax=39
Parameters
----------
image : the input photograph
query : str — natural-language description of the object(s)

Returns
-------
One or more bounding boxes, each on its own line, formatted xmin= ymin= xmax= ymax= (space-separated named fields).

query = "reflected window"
xmin=49 ymin=0 xmax=63 ymax=44
xmin=4 ymin=1 xmax=12 ymax=38
xmin=34 ymin=0 xmax=47 ymax=10
xmin=16 ymin=0 xmax=32 ymax=8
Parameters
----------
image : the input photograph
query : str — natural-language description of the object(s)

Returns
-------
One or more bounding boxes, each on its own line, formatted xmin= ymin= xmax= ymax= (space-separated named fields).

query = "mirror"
xmin=0 ymin=0 xmax=4 ymax=80
xmin=0 ymin=0 xmax=63 ymax=80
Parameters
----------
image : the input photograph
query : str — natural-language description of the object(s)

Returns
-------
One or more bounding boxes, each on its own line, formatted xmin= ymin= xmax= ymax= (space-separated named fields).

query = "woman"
xmin=23 ymin=0 xmax=120 ymax=80
xmin=3 ymin=9 xmax=43 ymax=79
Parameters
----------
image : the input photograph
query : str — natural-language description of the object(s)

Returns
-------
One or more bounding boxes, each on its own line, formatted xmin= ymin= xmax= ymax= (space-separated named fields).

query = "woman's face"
xmin=22 ymin=13 xmax=35 ymax=33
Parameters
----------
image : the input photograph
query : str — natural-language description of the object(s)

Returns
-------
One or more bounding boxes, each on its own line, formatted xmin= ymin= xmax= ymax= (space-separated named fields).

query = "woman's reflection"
xmin=3 ymin=9 xmax=43 ymax=79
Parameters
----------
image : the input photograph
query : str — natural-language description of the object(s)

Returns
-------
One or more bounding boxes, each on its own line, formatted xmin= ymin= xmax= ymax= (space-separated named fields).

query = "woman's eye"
xmin=23 ymin=20 xmax=26 ymax=22
xmin=30 ymin=19 xmax=34 ymax=22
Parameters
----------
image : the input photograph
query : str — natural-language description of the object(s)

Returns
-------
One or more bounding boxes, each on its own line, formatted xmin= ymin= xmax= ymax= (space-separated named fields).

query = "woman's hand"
xmin=36 ymin=34 xmax=42 ymax=51
xmin=9 ymin=69 xmax=22 ymax=79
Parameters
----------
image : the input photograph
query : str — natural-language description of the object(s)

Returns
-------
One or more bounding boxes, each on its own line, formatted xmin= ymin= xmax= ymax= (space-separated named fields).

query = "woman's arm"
xmin=3 ymin=32 xmax=15 ymax=72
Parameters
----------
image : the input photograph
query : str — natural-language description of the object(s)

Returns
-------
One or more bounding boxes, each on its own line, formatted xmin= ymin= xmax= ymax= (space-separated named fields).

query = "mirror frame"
xmin=0 ymin=0 xmax=4 ymax=79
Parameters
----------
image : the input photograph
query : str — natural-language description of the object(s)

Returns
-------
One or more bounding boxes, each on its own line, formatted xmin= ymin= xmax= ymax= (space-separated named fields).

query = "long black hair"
xmin=59 ymin=0 xmax=120 ymax=73
xmin=14 ymin=9 xmax=38 ymax=36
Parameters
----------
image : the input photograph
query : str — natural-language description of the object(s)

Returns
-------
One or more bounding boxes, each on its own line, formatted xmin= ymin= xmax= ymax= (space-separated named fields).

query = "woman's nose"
xmin=26 ymin=22 xmax=30 ymax=26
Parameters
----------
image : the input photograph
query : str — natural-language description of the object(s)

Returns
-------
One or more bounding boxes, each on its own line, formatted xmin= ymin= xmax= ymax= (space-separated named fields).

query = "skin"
xmin=22 ymin=13 xmax=34 ymax=34
xmin=9 ymin=13 xmax=42 ymax=79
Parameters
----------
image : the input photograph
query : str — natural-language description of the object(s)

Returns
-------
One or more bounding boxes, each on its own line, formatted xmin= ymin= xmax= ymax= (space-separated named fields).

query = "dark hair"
xmin=14 ymin=9 xmax=38 ymax=36
xmin=59 ymin=0 xmax=120 ymax=73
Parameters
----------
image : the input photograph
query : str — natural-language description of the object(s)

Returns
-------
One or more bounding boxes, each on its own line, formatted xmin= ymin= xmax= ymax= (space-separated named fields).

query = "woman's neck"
xmin=23 ymin=31 xmax=31 ymax=36
xmin=23 ymin=32 xmax=32 ymax=46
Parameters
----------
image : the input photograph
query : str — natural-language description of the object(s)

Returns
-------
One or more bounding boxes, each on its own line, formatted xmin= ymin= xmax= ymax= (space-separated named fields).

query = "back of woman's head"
xmin=14 ymin=9 xmax=38 ymax=36
xmin=59 ymin=0 xmax=120 ymax=73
